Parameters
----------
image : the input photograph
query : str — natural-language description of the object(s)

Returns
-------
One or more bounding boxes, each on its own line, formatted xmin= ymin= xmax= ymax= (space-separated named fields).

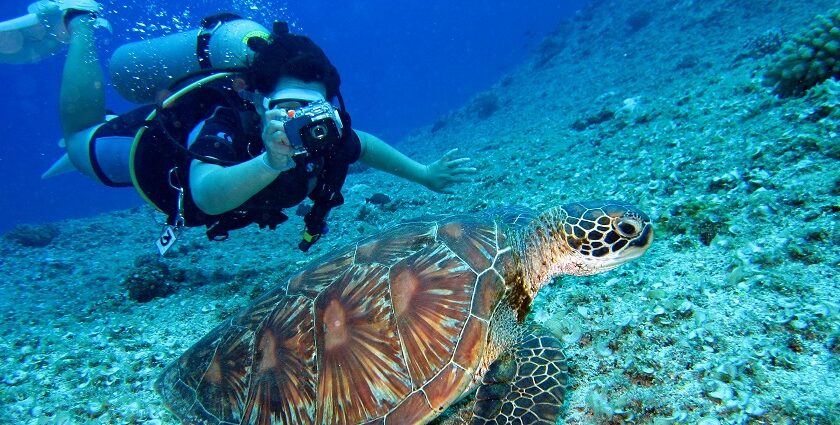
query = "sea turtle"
xmin=156 ymin=200 xmax=653 ymax=424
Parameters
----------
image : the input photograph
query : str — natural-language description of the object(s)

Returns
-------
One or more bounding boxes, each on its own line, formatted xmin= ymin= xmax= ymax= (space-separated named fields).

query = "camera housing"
xmin=275 ymin=100 xmax=343 ymax=156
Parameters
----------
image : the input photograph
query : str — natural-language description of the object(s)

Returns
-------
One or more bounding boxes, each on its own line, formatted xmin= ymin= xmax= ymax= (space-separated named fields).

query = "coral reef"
xmin=734 ymin=28 xmax=786 ymax=62
xmin=3 ymin=223 xmax=60 ymax=247
xmin=468 ymin=92 xmax=500 ymax=120
xmin=571 ymin=108 xmax=615 ymax=131
xmin=534 ymin=36 xmax=566 ymax=69
xmin=122 ymin=255 xmax=184 ymax=303
xmin=800 ymin=78 xmax=840 ymax=137
xmin=763 ymin=10 xmax=840 ymax=97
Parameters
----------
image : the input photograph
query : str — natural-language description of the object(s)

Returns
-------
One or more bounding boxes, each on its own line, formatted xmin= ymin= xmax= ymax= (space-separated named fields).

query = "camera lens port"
xmin=310 ymin=124 xmax=329 ymax=140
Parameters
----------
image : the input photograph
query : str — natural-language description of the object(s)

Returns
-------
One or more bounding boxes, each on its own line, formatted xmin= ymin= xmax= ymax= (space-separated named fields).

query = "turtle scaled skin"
xmin=156 ymin=201 xmax=653 ymax=425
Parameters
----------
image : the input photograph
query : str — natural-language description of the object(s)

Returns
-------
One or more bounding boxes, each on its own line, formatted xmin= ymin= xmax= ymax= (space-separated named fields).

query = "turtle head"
xmin=511 ymin=200 xmax=653 ymax=321
xmin=553 ymin=201 xmax=653 ymax=275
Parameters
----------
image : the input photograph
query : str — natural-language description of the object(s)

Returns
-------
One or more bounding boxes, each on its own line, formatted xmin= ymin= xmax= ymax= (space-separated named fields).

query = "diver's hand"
xmin=261 ymin=109 xmax=295 ymax=171
xmin=423 ymin=149 xmax=477 ymax=194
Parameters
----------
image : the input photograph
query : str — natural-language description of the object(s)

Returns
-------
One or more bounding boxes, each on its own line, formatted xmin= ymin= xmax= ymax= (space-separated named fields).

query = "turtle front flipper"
xmin=473 ymin=327 xmax=569 ymax=424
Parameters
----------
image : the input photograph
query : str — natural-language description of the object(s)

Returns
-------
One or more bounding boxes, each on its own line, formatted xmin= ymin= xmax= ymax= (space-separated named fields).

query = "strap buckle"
xmin=298 ymin=230 xmax=321 ymax=252
xmin=298 ymin=221 xmax=328 ymax=252
xmin=156 ymin=168 xmax=186 ymax=256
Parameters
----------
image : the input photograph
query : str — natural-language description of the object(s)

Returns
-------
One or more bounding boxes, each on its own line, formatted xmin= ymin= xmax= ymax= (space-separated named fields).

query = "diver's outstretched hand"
xmin=423 ymin=149 xmax=477 ymax=194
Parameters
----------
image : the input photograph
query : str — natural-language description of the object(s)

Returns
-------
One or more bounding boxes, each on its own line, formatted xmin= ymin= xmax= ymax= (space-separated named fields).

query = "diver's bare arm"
xmin=356 ymin=130 xmax=429 ymax=186
xmin=189 ymin=159 xmax=281 ymax=215
xmin=356 ymin=130 xmax=475 ymax=194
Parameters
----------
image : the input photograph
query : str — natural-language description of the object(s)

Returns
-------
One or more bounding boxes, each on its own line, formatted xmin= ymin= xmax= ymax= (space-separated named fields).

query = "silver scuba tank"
xmin=108 ymin=17 xmax=269 ymax=104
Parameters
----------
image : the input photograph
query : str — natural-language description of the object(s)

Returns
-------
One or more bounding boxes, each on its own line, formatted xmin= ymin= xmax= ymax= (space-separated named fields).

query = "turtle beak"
xmin=601 ymin=222 xmax=653 ymax=271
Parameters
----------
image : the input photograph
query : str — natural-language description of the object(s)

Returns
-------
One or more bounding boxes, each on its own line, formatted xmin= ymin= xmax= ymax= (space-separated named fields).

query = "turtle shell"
xmin=156 ymin=209 xmax=536 ymax=424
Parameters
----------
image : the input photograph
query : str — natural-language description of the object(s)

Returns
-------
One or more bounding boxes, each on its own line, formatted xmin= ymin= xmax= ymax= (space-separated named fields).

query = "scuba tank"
xmin=108 ymin=14 xmax=268 ymax=104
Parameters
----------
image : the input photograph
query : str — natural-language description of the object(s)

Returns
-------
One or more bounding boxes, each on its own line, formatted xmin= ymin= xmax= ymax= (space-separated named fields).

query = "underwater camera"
xmin=275 ymin=100 xmax=344 ymax=156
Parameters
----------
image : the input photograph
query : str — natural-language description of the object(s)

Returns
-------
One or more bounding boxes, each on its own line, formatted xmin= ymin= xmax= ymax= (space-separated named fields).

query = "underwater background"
xmin=1 ymin=0 xmax=839 ymax=424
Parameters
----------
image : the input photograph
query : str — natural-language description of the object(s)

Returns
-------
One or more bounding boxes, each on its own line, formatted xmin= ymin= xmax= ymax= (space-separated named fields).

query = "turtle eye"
xmin=614 ymin=217 xmax=642 ymax=238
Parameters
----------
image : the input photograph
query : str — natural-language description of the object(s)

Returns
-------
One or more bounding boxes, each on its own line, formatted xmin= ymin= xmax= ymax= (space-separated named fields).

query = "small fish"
xmin=365 ymin=193 xmax=392 ymax=205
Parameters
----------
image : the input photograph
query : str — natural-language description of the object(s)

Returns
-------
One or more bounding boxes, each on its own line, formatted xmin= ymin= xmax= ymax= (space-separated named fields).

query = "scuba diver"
xmin=1 ymin=1 xmax=476 ymax=254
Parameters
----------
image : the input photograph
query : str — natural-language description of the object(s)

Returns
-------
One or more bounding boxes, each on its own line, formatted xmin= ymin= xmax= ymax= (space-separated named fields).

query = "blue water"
xmin=0 ymin=0 xmax=585 ymax=234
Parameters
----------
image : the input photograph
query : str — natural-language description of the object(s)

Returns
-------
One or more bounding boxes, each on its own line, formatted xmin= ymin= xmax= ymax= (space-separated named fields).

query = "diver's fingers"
xmin=450 ymin=167 xmax=478 ymax=175
xmin=445 ymin=157 xmax=471 ymax=167
xmin=441 ymin=148 xmax=459 ymax=160
xmin=263 ymin=119 xmax=285 ymax=134
xmin=263 ymin=109 xmax=285 ymax=121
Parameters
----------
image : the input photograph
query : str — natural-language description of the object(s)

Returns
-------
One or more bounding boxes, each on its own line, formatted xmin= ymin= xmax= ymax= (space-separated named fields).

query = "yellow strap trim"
xmin=242 ymin=30 xmax=269 ymax=46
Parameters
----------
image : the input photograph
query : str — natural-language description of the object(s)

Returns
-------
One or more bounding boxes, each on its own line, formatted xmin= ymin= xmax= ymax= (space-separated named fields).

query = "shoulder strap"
xmin=298 ymin=112 xmax=356 ymax=252
xmin=196 ymin=13 xmax=244 ymax=69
